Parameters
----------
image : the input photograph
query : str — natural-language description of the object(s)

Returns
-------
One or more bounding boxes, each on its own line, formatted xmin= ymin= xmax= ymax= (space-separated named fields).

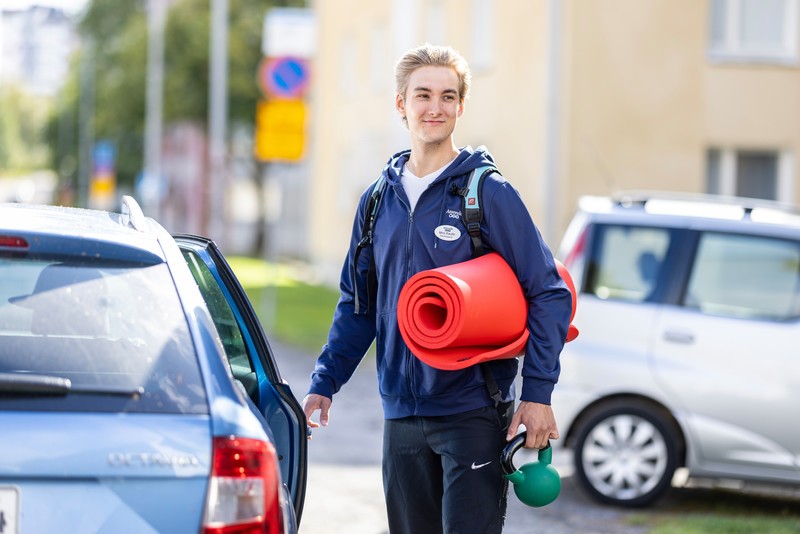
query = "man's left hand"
xmin=506 ymin=401 xmax=559 ymax=449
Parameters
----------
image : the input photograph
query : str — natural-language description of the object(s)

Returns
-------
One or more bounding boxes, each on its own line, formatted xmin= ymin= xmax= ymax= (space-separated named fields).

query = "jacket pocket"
xmin=376 ymin=312 xmax=408 ymax=398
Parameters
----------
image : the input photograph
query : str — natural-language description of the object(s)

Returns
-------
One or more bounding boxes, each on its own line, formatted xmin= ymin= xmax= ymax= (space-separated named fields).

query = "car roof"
xmin=0 ymin=200 xmax=167 ymax=262
xmin=575 ymin=192 xmax=800 ymax=239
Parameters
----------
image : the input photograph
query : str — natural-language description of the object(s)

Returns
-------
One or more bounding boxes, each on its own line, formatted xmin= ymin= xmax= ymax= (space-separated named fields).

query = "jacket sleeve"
xmin=483 ymin=180 xmax=572 ymax=405
xmin=307 ymin=188 xmax=378 ymax=399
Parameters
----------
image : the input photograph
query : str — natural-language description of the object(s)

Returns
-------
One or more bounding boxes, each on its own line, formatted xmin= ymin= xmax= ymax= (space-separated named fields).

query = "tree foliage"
xmin=49 ymin=0 xmax=305 ymax=192
xmin=1 ymin=87 xmax=52 ymax=173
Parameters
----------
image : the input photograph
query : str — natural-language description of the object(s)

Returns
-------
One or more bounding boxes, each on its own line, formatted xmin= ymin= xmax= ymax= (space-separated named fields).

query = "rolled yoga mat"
xmin=397 ymin=252 xmax=578 ymax=371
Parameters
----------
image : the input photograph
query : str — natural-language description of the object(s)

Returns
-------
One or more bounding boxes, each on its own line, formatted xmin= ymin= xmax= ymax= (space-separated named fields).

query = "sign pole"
xmin=209 ymin=0 xmax=229 ymax=242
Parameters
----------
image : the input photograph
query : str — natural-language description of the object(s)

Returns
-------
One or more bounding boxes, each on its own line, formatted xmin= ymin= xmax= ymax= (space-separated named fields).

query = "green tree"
xmin=1 ymin=87 xmax=52 ymax=174
xmin=48 ymin=0 xmax=305 ymax=197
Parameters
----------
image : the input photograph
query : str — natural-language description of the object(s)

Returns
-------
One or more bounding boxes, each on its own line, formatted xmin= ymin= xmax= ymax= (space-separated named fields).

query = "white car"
xmin=554 ymin=192 xmax=800 ymax=506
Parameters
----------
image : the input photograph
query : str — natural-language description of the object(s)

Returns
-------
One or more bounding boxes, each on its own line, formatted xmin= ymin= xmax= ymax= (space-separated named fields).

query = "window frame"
xmin=470 ymin=0 xmax=495 ymax=73
xmin=706 ymin=147 xmax=795 ymax=203
xmin=708 ymin=0 xmax=799 ymax=65
xmin=583 ymin=223 xmax=684 ymax=305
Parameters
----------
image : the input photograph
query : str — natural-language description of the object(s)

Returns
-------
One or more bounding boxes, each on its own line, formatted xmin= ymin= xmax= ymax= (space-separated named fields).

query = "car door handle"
xmin=663 ymin=330 xmax=695 ymax=344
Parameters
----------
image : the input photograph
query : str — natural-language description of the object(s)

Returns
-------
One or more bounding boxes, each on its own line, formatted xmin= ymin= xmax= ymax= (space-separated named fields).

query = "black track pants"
xmin=382 ymin=402 xmax=513 ymax=534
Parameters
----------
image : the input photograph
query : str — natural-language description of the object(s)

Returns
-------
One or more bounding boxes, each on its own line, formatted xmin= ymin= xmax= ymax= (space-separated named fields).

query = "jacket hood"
xmin=384 ymin=145 xmax=497 ymax=185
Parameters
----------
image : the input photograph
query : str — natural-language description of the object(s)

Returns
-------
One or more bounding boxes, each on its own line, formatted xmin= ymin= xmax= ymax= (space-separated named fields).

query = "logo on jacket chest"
xmin=434 ymin=225 xmax=462 ymax=241
xmin=446 ymin=209 xmax=462 ymax=220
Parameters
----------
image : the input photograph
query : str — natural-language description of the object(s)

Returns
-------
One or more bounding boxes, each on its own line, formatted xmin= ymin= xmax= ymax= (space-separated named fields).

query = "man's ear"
xmin=457 ymin=98 xmax=465 ymax=117
xmin=395 ymin=93 xmax=406 ymax=117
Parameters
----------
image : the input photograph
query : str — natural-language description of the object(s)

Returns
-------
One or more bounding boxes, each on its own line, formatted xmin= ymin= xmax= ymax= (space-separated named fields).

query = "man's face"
xmin=396 ymin=66 xmax=464 ymax=146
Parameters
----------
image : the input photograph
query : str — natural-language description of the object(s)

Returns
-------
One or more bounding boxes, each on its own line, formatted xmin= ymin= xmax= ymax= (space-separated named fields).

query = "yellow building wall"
xmin=563 ymin=0 xmax=706 ymax=219
xmin=706 ymin=66 xmax=800 ymax=149
xmin=308 ymin=0 xmax=396 ymax=277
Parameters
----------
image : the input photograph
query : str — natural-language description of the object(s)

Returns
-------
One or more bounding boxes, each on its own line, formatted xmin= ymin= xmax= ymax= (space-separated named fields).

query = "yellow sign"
xmin=254 ymin=99 xmax=306 ymax=162
xmin=89 ymin=172 xmax=116 ymax=210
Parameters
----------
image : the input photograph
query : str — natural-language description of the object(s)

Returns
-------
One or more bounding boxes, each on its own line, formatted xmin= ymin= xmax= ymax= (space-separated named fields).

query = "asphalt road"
xmin=272 ymin=340 xmax=649 ymax=534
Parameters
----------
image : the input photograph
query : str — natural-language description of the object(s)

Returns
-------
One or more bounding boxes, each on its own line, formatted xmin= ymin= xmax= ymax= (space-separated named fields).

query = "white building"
xmin=0 ymin=5 xmax=79 ymax=96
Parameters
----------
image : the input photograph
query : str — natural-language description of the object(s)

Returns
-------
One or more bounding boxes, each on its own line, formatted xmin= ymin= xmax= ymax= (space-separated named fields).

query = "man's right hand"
xmin=301 ymin=393 xmax=332 ymax=432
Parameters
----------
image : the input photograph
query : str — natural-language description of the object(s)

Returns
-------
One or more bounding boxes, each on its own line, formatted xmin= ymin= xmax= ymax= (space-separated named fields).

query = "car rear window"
xmin=0 ymin=256 xmax=207 ymax=414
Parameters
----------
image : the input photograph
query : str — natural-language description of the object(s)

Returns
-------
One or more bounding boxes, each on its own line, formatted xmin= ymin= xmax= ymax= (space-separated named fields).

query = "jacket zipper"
xmin=400 ymin=178 xmax=452 ymax=414
xmin=404 ymin=207 xmax=418 ymax=413
xmin=399 ymin=177 xmax=452 ymax=414
xmin=388 ymin=185 xmax=419 ymax=413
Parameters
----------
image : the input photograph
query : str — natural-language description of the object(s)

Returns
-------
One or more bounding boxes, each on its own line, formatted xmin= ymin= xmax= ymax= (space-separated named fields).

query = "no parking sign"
xmin=257 ymin=56 xmax=309 ymax=99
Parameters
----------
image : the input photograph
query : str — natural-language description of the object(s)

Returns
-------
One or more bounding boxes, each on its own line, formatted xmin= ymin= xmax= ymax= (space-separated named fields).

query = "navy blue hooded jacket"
xmin=308 ymin=146 xmax=572 ymax=419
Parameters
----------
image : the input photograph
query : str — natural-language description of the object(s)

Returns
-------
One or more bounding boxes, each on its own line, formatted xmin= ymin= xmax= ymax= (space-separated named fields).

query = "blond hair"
xmin=394 ymin=43 xmax=472 ymax=101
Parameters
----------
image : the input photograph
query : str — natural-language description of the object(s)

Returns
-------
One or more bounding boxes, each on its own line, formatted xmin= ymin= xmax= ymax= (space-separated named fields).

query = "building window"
xmin=369 ymin=25 xmax=389 ymax=93
xmin=339 ymin=35 xmax=357 ymax=96
xmin=736 ymin=151 xmax=778 ymax=199
xmin=470 ymin=0 xmax=495 ymax=72
xmin=708 ymin=0 xmax=798 ymax=63
xmin=426 ymin=0 xmax=446 ymax=45
xmin=706 ymin=148 xmax=794 ymax=202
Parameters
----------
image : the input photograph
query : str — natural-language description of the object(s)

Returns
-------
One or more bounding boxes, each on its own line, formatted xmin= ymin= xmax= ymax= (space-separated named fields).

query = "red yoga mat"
xmin=397 ymin=253 xmax=578 ymax=371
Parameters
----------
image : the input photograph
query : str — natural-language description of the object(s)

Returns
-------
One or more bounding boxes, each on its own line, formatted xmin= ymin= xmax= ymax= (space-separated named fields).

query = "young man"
xmin=302 ymin=44 xmax=572 ymax=533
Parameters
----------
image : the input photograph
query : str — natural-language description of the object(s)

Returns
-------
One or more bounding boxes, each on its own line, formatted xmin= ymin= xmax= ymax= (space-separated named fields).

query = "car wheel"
xmin=573 ymin=401 xmax=679 ymax=507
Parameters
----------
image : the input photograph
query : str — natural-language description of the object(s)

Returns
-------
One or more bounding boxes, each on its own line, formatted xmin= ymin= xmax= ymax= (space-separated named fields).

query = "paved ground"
xmin=272 ymin=340 xmax=648 ymax=534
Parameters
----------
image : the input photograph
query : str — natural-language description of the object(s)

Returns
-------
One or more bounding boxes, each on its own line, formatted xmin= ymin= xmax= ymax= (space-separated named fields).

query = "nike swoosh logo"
xmin=471 ymin=461 xmax=492 ymax=470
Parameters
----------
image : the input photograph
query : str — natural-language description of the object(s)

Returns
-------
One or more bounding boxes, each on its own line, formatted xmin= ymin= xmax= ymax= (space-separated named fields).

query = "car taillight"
xmin=0 ymin=236 xmax=28 ymax=248
xmin=563 ymin=226 xmax=587 ymax=271
xmin=203 ymin=436 xmax=282 ymax=534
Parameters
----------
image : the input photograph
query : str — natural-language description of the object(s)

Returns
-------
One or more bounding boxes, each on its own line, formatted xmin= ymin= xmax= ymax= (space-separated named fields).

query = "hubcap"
xmin=581 ymin=414 xmax=668 ymax=501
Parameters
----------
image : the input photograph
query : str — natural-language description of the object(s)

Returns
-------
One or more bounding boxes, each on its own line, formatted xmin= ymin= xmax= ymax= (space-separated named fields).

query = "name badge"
xmin=434 ymin=225 xmax=461 ymax=242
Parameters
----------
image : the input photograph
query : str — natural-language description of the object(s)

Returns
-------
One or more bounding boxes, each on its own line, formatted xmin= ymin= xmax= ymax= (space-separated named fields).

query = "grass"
xmin=648 ymin=516 xmax=800 ymax=534
xmin=227 ymin=256 xmax=340 ymax=353
xmin=626 ymin=487 xmax=800 ymax=533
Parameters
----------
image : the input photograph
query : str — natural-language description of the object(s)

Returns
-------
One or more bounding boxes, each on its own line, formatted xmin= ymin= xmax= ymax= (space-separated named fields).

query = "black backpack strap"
xmin=461 ymin=165 xmax=497 ymax=259
xmin=353 ymin=174 xmax=387 ymax=315
xmin=480 ymin=362 xmax=504 ymax=407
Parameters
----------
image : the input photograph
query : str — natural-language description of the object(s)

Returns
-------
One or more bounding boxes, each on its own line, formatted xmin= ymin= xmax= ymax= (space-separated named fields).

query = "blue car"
xmin=0 ymin=197 xmax=307 ymax=533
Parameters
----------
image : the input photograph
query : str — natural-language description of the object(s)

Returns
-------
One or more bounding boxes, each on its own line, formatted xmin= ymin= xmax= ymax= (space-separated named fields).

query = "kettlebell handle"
xmin=501 ymin=431 xmax=551 ymax=476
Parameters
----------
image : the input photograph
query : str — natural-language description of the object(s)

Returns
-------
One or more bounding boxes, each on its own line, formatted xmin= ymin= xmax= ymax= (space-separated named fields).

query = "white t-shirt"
xmin=401 ymin=158 xmax=456 ymax=212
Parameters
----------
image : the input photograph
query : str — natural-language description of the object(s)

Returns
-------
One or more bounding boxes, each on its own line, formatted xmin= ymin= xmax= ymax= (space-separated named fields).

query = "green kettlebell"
xmin=501 ymin=432 xmax=561 ymax=507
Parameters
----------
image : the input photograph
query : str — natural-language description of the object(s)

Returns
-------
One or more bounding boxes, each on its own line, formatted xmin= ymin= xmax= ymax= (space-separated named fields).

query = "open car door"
xmin=174 ymin=235 xmax=308 ymax=524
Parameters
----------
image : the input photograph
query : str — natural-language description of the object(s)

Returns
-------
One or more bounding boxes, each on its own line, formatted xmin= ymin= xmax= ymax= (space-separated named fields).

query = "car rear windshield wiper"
xmin=0 ymin=372 xmax=144 ymax=397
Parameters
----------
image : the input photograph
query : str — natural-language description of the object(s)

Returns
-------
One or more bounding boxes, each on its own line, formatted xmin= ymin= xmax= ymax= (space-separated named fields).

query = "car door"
xmin=652 ymin=230 xmax=800 ymax=481
xmin=563 ymin=223 xmax=679 ymax=397
xmin=174 ymin=235 xmax=308 ymax=521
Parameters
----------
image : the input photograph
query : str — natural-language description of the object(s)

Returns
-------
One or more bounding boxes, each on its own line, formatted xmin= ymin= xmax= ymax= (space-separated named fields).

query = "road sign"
xmin=90 ymin=140 xmax=116 ymax=210
xmin=258 ymin=56 xmax=309 ymax=99
xmin=254 ymin=99 xmax=306 ymax=162
xmin=262 ymin=8 xmax=316 ymax=59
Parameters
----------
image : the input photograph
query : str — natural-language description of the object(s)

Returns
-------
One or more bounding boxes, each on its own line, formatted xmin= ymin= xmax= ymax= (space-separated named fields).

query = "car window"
xmin=585 ymin=225 xmax=672 ymax=302
xmin=182 ymin=250 xmax=259 ymax=400
xmin=0 ymin=256 xmax=207 ymax=414
xmin=682 ymin=233 xmax=800 ymax=320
